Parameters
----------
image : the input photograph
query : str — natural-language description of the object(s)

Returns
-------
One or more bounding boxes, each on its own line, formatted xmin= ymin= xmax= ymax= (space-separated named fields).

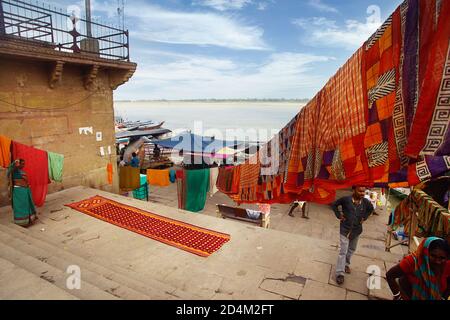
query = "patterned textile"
xmin=393 ymin=188 xmax=450 ymax=238
xmin=405 ymin=0 xmax=450 ymax=157
xmin=216 ymin=166 xmax=235 ymax=194
xmin=66 ymin=196 xmax=230 ymax=257
xmin=222 ymin=0 xmax=450 ymax=205
xmin=410 ymin=237 xmax=444 ymax=300
xmin=236 ymin=163 xmax=260 ymax=202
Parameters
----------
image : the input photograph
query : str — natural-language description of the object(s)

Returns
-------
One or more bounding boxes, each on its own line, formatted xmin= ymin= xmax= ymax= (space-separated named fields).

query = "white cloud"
xmin=122 ymin=3 xmax=268 ymax=50
xmin=118 ymin=51 xmax=333 ymax=100
xmin=193 ymin=0 xmax=253 ymax=11
xmin=292 ymin=16 xmax=382 ymax=50
xmin=307 ymin=0 xmax=338 ymax=13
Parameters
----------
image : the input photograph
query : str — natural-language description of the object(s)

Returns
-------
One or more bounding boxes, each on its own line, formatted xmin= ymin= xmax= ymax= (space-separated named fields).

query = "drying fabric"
xmin=12 ymin=141 xmax=49 ymax=207
xmin=185 ymin=169 xmax=210 ymax=213
xmin=47 ymin=152 xmax=64 ymax=182
xmin=107 ymin=163 xmax=113 ymax=185
xmin=119 ymin=166 xmax=140 ymax=190
xmin=221 ymin=0 xmax=450 ymax=206
xmin=65 ymin=195 xmax=230 ymax=257
xmin=0 ymin=135 xmax=11 ymax=168
xmin=236 ymin=163 xmax=260 ymax=202
xmin=169 ymin=169 xmax=177 ymax=183
xmin=209 ymin=167 xmax=219 ymax=197
xmin=147 ymin=169 xmax=170 ymax=187
xmin=405 ymin=0 xmax=450 ymax=157
xmin=216 ymin=166 xmax=235 ymax=194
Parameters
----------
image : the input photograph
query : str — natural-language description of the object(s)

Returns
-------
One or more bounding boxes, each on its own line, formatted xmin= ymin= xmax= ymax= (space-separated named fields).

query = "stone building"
xmin=0 ymin=0 xmax=136 ymax=206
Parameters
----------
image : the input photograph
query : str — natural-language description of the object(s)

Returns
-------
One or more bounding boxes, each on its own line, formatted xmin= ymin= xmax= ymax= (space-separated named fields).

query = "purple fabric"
xmin=389 ymin=168 xmax=408 ymax=183
xmin=368 ymin=106 xmax=379 ymax=125
xmin=402 ymin=0 xmax=419 ymax=134
xmin=323 ymin=151 xmax=334 ymax=166
xmin=436 ymin=126 xmax=450 ymax=156
xmin=426 ymin=156 xmax=448 ymax=177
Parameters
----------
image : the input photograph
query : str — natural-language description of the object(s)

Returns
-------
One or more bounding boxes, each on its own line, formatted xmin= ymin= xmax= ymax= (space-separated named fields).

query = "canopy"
xmin=152 ymin=132 xmax=242 ymax=154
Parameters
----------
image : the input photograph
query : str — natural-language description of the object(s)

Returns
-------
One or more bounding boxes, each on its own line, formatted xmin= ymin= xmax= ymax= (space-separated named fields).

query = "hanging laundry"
xmin=209 ymin=167 xmax=219 ymax=197
xmin=107 ymin=163 xmax=113 ymax=185
xmin=0 ymin=135 xmax=11 ymax=168
xmin=12 ymin=141 xmax=50 ymax=207
xmin=185 ymin=169 xmax=210 ymax=213
xmin=47 ymin=151 xmax=64 ymax=182
xmin=119 ymin=166 xmax=140 ymax=190
xmin=169 ymin=168 xmax=177 ymax=183
xmin=147 ymin=169 xmax=171 ymax=187
xmin=221 ymin=0 xmax=450 ymax=206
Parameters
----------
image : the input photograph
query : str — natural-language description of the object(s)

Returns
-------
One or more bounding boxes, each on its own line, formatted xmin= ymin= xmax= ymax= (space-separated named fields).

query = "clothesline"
xmin=0 ymin=135 xmax=65 ymax=207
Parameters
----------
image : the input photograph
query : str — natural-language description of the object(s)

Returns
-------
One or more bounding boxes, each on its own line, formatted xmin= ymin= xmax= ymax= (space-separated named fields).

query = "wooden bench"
xmin=216 ymin=204 xmax=270 ymax=229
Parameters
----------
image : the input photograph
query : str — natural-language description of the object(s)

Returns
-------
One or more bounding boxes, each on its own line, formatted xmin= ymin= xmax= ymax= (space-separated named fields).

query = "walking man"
xmin=332 ymin=186 xmax=374 ymax=285
xmin=288 ymin=201 xmax=309 ymax=219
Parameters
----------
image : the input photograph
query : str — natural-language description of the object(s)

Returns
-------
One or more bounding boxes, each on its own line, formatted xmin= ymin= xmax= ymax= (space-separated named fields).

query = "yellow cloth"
xmin=0 ymin=135 xmax=11 ymax=168
xmin=147 ymin=169 xmax=170 ymax=187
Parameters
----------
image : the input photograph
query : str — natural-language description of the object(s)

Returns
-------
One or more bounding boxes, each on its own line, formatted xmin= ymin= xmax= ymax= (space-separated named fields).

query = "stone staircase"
xmin=0 ymin=221 xmax=190 ymax=300
xmin=0 ymin=186 xmax=404 ymax=300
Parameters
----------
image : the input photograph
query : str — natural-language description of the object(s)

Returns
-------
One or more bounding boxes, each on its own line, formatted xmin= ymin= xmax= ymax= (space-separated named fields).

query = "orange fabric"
xmin=147 ymin=169 xmax=170 ymax=187
xmin=0 ymin=135 xmax=11 ymax=168
xmin=107 ymin=163 xmax=113 ymax=185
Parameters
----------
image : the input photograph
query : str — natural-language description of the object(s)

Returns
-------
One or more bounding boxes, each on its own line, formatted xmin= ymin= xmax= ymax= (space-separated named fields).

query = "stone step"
xmin=0 ymin=241 xmax=119 ymax=300
xmin=0 ymin=257 xmax=79 ymax=300
xmin=0 ymin=228 xmax=153 ymax=300
xmin=0 ymin=222 xmax=193 ymax=299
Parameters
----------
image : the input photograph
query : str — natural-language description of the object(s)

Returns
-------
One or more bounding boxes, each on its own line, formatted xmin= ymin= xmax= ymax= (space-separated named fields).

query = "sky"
xmin=55 ymin=0 xmax=404 ymax=100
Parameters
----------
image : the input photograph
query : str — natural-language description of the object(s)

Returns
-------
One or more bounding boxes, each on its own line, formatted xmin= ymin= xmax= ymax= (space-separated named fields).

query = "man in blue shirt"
xmin=130 ymin=152 xmax=140 ymax=168
xmin=332 ymin=186 xmax=374 ymax=285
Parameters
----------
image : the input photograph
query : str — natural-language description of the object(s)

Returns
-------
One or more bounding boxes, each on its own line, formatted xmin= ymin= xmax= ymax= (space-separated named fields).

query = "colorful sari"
xmin=410 ymin=237 xmax=445 ymax=300
xmin=7 ymin=163 xmax=37 ymax=227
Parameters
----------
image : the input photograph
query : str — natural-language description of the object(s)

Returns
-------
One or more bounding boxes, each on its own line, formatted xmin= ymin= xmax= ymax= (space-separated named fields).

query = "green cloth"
xmin=12 ymin=186 xmax=36 ymax=226
xmin=185 ymin=169 xmax=210 ymax=213
xmin=48 ymin=152 xmax=64 ymax=182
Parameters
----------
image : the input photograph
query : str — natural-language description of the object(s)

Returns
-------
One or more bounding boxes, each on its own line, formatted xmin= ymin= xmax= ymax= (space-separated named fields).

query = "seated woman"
xmin=386 ymin=237 xmax=450 ymax=300
xmin=7 ymin=159 xmax=37 ymax=227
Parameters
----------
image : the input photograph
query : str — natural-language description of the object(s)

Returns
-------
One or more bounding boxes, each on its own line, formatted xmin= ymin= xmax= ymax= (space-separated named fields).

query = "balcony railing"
xmin=0 ymin=0 xmax=130 ymax=61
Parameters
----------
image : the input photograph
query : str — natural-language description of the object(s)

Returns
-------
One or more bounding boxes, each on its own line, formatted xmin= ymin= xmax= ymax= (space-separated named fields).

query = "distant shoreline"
xmin=114 ymin=99 xmax=310 ymax=103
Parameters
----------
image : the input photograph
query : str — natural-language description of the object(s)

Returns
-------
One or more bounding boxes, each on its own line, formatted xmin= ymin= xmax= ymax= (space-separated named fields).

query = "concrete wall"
xmin=0 ymin=57 xmax=119 ymax=207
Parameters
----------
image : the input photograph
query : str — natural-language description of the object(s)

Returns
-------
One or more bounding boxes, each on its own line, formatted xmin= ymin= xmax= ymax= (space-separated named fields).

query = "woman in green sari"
xmin=7 ymin=159 xmax=37 ymax=227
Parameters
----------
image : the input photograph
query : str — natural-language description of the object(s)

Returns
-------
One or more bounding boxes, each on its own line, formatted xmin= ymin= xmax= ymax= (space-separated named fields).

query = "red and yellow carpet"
xmin=65 ymin=195 xmax=230 ymax=257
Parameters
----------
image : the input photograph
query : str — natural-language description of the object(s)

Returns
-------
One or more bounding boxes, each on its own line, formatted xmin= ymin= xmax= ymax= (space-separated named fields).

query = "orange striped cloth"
xmin=0 ymin=135 xmax=11 ymax=168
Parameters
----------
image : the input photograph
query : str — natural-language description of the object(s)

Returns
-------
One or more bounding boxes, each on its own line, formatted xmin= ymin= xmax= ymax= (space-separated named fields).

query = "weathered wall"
xmin=0 ymin=57 xmax=120 ymax=207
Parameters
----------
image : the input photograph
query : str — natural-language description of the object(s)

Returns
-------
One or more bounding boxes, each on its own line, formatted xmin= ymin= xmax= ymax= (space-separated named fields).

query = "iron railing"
xmin=0 ymin=0 xmax=130 ymax=61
